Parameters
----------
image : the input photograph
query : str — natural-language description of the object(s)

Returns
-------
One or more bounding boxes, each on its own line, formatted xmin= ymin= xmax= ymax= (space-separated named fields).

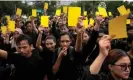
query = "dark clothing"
xmin=24 ymin=30 xmax=38 ymax=48
xmin=7 ymin=51 xmax=46 ymax=80
xmin=53 ymin=47 xmax=81 ymax=80
xmin=86 ymin=72 xmax=133 ymax=80
xmin=82 ymin=30 xmax=99 ymax=64
xmin=39 ymin=47 xmax=55 ymax=80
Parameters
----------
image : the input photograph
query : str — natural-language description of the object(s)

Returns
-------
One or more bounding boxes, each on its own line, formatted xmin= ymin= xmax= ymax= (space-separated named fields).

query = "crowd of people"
xmin=0 ymin=6 xmax=133 ymax=80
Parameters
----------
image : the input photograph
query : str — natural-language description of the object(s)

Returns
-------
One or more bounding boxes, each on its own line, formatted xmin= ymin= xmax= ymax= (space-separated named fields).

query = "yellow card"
xmin=44 ymin=3 xmax=48 ymax=10
xmin=98 ymin=7 xmax=108 ymax=17
xmin=126 ymin=19 xmax=130 ymax=24
xmin=41 ymin=16 xmax=49 ymax=27
xmin=89 ymin=18 xmax=94 ymax=26
xmin=127 ymin=9 xmax=131 ymax=14
xmin=6 ymin=16 xmax=10 ymax=22
xmin=109 ymin=15 xmax=128 ymax=39
xmin=1 ymin=26 xmax=7 ymax=34
xmin=55 ymin=9 xmax=61 ymax=16
xmin=108 ymin=12 xmax=112 ymax=16
xmin=32 ymin=9 xmax=37 ymax=17
xmin=8 ymin=20 xmax=15 ymax=32
xmin=68 ymin=7 xmax=81 ymax=27
xmin=16 ymin=8 xmax=22 ymax=16
xmin=63 ymin=6 xmax=68 ymax=14
xmin=83 ymin=19 xmax=88 ymax=29
xmin=84 ymin=11 xmax=87 ymax=16
xmin=95 ymin=12 xmax=100 ymax=16
xmin=117 ymin=5 xmax=128 ymax=15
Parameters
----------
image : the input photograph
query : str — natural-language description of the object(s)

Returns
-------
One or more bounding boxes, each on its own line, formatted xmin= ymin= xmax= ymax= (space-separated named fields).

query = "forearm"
xmin=89 ymin=53 xmax=106 ymax=74
xmin=16 ymin=21 xmax=20 ymax=28
xmin=75 ymin=31 xmax=83 ymax=52
xmin=31 ymin=20 xmax=38 ymax=34
xmin=0 ymin=49 xmax=8 ymax=59
xmin=36 ymin=33 xmax=42 ymax=49
xmin=52 ymin=55 xmax=63 ymax=74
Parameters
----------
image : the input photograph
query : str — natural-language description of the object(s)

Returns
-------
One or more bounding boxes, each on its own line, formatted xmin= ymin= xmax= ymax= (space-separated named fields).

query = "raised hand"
xmin=38 ymin=26 xmax=44 ymax=34
xmin=99 ymin=35 xmax=113 ymax=56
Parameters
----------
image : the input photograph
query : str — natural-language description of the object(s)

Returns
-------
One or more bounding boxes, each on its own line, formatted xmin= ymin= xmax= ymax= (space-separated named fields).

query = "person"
xmin=0 ymin=34 xmax=46 ymax=80
xmin=36 ymin=26 xmax=56 ymax=80
xmin=87 ymin=35 xmax=133 ymax=80
xmin=52 ymin=29 xmax=83 ymax=80
xmin=24 ymin=17 xmax=38 ymax=48
xmin=9 ymin=28 xmax=23 ymax=52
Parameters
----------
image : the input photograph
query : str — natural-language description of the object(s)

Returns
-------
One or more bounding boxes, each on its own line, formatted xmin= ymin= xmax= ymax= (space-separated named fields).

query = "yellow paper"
xmin=44 ymin=3 xmax=48 ymax=10
xmin=84 ymin=11 xmax=87 ymax=16
xmin=8 ymin=21 xmax=15 ymax=32
xmin=126 ymin=19 xmax=130 ymax=24
xmin=109 ymin=15 xmax=128 ymax=39
xmin=16 ymin=8 xmax=22 ymax=16
xmin=63 ymin=6 xmax=68 ymax=13
xmin=95 ymin=12 xmax=100 ymax=16
xmin=55 ymin=9 xmax=61 ymax=16
xmin=41 ymin=16 xmax=49 ymax=27
xmin=32 ymin=9 xmax=37 ymax=17
xmin=68 ymin=7 xmax=81 ymax=27
xmin=6 ymin=16 xmax=10 ymax=22
xmin=117 ymin=5 xmax=128 ymax=15
xmin=83 ymin=19 xmax=88 ymax=29
xmin=98 ymin=7 xmax=108 ymax=17
xmin=89 ymin=18 xmax=94 ymax=26
xmin=127 ymin=9 xmax=131 ymax=14
xmin=108 ymin=12 xmax=112 ymax=16
xmin=1 ymin=26 xmax=7 ymax=34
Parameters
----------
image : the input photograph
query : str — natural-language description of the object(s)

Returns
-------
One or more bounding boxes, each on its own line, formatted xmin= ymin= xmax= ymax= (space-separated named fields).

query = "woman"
xmin=10 ymin=28 xmax=23 ymax=52
xmin=87 ymin=35 xmax=132 ymax=80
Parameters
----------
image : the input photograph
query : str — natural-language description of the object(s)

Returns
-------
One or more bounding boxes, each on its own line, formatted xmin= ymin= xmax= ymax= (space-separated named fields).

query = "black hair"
xmin=25 ymin=21 xmax=31 ymax=26
xmin=102 ymin=49 xmax=130 ymax=73
xmin=16 ymin=34 xmax=33 ymax=46
xmin=44 ymin=35 xmax=56 ymax=43
xmin=59 ymin=32 xmax=72 ymax=41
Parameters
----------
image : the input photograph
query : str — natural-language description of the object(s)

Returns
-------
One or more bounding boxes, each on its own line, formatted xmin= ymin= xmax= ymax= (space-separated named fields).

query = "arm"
xmin=15 ymin=15 xmax=20 ymax=28
xmin=36 ymin=26 xmax=45 ymax=50
xmin=36 ymin=32 xmax=43 ymax=50
xmin=31 ymin=17 xmax=38 ymax=34
xmin=89 ymin=35 xmax=111 ymax=74
xmin=0 ymin=49 xmax=8 ymax=59
xmin=52 ymin=47 xmax=67 ymax=74
xmin=75 ymin=29 xmax=83 ymax=52
xmin=81 ymin=19 xmax=100 ymax=63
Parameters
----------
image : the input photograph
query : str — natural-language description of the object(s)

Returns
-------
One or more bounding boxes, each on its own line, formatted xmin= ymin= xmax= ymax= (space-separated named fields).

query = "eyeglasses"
xmin=113 ymin=63 xmax=131 ymax=71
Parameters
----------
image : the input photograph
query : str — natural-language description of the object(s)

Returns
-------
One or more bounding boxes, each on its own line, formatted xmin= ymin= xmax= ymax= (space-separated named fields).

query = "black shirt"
xmin=7 ymin=51 xmax=46 ymax=80
xmin=39 ymin=47 xmax=55 ymax=80
xmin=53 ymin=47 xmax=81 ymax=80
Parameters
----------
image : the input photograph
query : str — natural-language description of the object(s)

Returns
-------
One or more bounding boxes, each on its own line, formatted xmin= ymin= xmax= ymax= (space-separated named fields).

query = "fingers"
xmin=100 ymin=34 xmax=116 ymax=41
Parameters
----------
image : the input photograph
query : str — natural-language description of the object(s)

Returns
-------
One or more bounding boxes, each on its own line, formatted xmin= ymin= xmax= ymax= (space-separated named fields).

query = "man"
xmin=0 ymin=34 xmax=46 ymax=80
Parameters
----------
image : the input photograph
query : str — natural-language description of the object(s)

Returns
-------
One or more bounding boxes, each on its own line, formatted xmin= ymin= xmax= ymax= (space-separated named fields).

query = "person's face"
xmin=14 ymin=31 xmax=20 ymax=39
xmin=17 ymin=40 xmax=32 ymax=58
xmin=60 ymin=35 xmax=71 ymax=48
xmin=27 ymin=23 xmax=32 ymax=31
xmin=45 ymin=39 xmax=56 ymax=51
xmin=83 ymin=32 xmax=89 ymax=43
xmin=109 ymin=56 xmax=131 ymax=79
